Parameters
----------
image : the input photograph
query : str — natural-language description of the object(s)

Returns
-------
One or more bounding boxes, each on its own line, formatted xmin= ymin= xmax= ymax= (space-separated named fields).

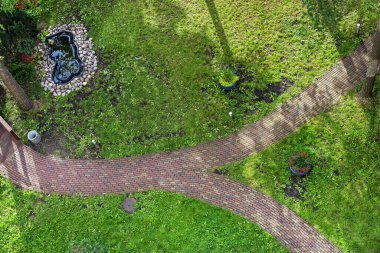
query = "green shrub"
xmin=15 ymin=37 xmax=35 ymax=55
xmin=0 ymin=10 xmax=38 ymax=59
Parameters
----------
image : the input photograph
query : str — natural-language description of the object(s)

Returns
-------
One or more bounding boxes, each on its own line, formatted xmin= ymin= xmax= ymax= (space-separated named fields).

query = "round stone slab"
xmin=121 ymin=198 xmax=137 ymax=214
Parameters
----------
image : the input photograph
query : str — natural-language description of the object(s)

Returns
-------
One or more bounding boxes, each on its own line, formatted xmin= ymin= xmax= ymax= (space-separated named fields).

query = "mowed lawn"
xmin=0 ymin=177 xmax=288 ymax=253
xmin=1 ymin=0 xmax=379 ymax=158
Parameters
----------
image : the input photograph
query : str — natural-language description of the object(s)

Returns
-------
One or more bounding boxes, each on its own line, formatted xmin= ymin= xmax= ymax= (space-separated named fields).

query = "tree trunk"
xmin=0 ymin=61 xmax=33 ymax=111
xmin=360 ymin=18 xmax=380 ymax=98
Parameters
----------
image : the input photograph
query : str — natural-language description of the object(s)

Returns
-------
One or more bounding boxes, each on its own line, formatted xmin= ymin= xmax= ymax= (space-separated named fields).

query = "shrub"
xmin=0 ymin=9 xmax=38 ymax=60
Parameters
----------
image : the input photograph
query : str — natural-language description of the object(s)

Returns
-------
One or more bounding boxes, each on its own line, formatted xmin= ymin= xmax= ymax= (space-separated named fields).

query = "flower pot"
xmin=27 ymin=130 xmax=41 ymax=144
xmin=218 ymin=67 xmax=239 ymax=91
xmin=288 ymin=152 xmax=312 ymax=176
xmin=218 ymin=81 xmax=238 ymax=91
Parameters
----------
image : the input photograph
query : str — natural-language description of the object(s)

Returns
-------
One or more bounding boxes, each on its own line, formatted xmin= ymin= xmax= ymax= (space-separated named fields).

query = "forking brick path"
xmin=1 ymin=34 xmax=375 ymax=252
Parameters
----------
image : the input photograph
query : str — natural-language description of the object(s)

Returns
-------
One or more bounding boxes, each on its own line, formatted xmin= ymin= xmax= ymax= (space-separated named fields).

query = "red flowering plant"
xmin=288 ymin=151 xmax=312 ymax=175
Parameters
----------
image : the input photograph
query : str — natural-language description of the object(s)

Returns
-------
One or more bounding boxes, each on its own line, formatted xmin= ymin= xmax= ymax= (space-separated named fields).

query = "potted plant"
xmin=218 ymin=68 xmax=239 ymax=91
xmin=288 ymin=151 xmax=312 ymax=176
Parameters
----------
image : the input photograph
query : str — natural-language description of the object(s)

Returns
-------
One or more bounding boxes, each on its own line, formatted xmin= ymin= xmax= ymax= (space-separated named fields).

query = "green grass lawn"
xmin=1 ymin=2 xmax=380 ymax=252
xmin=0 ymin=177 xmax=288 ymax=253
xmin=1 ymin=0 xmax=379 ymax=158
xmin=216 ymin=90 xmax=380 ymax=253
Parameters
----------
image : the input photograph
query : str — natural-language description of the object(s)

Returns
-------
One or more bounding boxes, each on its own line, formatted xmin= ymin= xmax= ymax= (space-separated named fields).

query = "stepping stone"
xmin=121 ymin=198 xmax=137 ymax=214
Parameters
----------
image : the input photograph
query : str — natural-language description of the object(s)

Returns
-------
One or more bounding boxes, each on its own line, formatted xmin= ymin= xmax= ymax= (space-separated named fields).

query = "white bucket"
xmin=27 ymin=130 xmax=41 ymax=144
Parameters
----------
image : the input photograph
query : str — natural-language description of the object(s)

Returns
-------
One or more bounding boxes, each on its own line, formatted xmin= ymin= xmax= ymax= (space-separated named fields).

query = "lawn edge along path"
xmin=0 ymin=35 xmax=374 ymax=253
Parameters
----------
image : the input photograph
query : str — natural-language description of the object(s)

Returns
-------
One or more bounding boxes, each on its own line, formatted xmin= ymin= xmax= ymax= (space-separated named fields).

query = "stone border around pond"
xmin=37 ymin=23 xmax=98 ymax=96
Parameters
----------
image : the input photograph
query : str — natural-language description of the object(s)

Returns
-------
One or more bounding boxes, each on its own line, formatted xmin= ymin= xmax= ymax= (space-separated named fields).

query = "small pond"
xmin=45 ymin=31 xmax=83 ymax=84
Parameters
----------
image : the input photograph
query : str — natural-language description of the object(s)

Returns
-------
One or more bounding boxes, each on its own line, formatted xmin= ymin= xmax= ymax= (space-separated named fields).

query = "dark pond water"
xmin=46 ymin=31 xmax=83 ymax=84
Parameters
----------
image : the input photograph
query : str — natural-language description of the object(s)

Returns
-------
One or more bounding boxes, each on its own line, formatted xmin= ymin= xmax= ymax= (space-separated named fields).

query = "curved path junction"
xmin=0 ymin=35 xmax=375 ymax=252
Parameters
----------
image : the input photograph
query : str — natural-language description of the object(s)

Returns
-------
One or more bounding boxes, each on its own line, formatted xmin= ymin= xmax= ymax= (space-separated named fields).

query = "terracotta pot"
xmin=288 ymin=153 xmax=312 ymax=176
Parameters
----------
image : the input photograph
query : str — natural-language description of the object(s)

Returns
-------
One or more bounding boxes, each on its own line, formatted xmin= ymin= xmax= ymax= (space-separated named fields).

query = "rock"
xmin=121 ymin=198 xmax=137 ymax=214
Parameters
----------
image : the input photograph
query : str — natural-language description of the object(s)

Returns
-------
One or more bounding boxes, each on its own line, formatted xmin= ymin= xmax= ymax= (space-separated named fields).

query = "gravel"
xmin=36 ymin=22 xmax=98 ymax=96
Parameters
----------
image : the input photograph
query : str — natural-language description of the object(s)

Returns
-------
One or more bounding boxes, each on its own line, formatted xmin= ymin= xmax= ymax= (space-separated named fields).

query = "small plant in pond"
xmin=219 ymin=68 xmax=239 ymax=90
xmin=288 ymin=151 xmax=312 ymax=176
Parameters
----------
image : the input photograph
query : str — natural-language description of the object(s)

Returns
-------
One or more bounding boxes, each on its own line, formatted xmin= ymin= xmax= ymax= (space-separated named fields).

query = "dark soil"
xmin=214 ymin=167 xmax=230 ymax=176
xmin=28 ymin=210 xmax=36 ymax=220
xmin=235 ymin=62 xmax=255 ymax=84
xmin=283 ymin=175 xmax=307 ymax=200
xmin=253 ymin=77 xmax=294 ymax=103
xmin=30 ymin=132 xmax=72 ymax=158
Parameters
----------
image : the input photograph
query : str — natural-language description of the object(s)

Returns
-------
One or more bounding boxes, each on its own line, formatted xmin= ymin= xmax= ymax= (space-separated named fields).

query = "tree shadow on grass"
xmin=367 ymin=83 xmax=380 ymax=142
xmin=302 ymin=0 xmax=380 ymax=144
xmin=204 ymin=0 xmax=233 ymax=64
xmin=301 ymin=0 xmax=379 ymax=56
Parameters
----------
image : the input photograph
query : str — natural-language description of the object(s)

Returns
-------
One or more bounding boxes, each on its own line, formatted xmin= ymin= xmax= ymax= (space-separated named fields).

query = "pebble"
xmin=37 ymin=23 xmax=98 ymax=96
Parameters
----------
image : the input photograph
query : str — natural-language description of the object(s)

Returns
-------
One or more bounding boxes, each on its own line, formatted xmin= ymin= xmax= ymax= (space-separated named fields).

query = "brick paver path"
xmin=1 ymin=36 xmax=374 ymax=252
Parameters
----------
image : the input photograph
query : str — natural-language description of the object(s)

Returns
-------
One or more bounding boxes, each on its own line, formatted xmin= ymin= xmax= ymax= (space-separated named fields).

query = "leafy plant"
xmin=219 ymin=68 xmax=239 ymax=87
xmin=0 ymin=0 xmax=18 ymax=12
xmin=15 ymin=38 xmax=35 ymax=55
xmin=16 ymin=0 xmax=40 ymax=11
xmin=289 ymin=151 xmax=312 ymax=173
xmin=0 ymin=9 xmax=38 ymax=59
